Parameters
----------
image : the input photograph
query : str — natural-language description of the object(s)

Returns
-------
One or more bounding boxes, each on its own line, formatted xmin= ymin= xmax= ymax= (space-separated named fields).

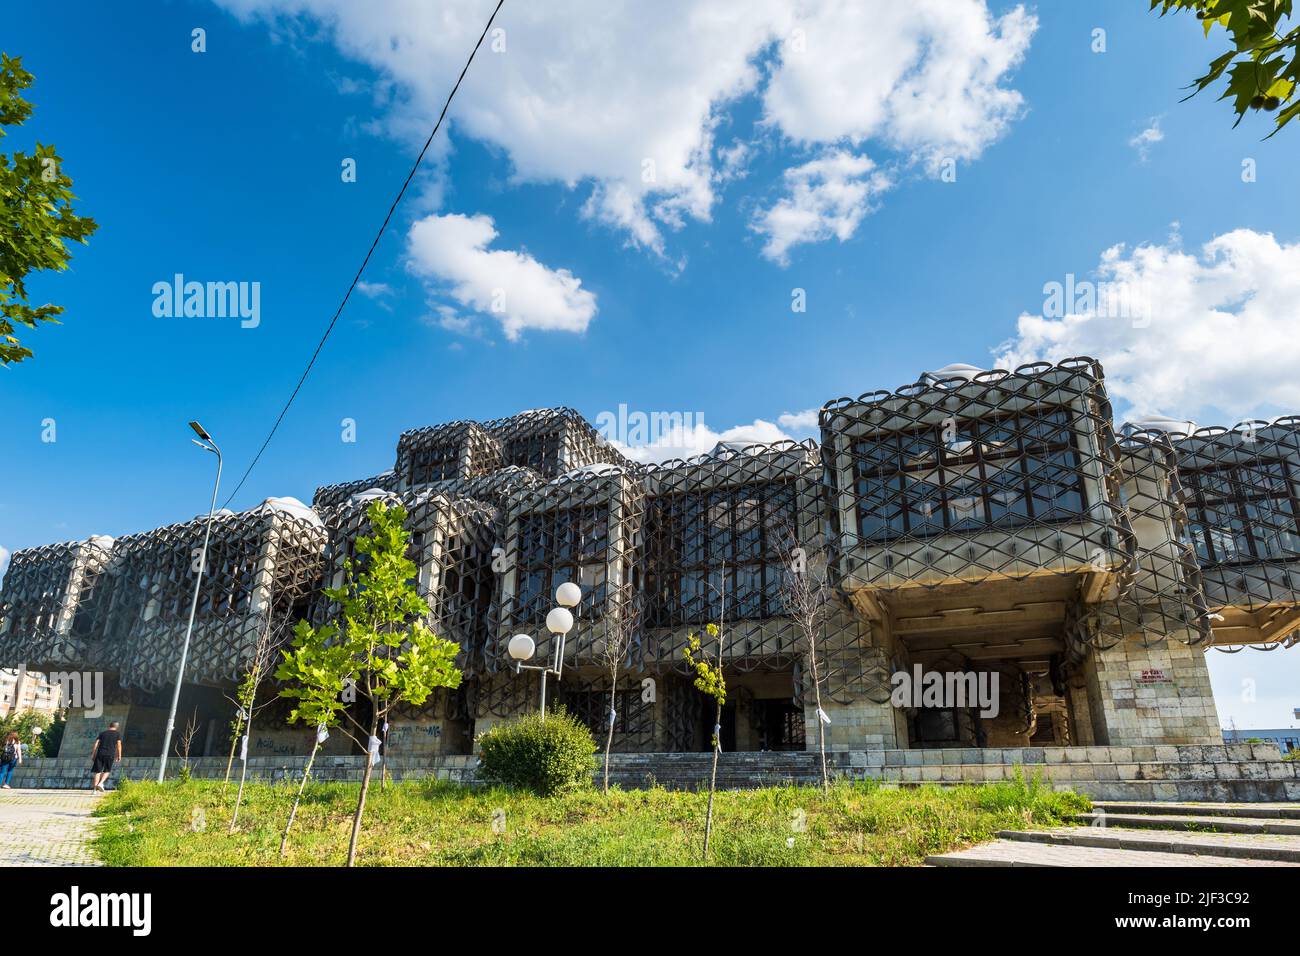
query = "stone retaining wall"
xmin=11 ymin=744 xmax=1297 ymax=802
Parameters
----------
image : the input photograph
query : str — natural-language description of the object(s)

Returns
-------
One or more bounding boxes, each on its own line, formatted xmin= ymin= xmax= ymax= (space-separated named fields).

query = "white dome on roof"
xmin=1125 ymin=415 xmax=1197 ymax=436
xmin=921 ymin=363 xmax=985 ymax=385
xmin=348 ymin=488 xmax=393 ymax=505
xmin=258 ymin=496 xmax=324 ymax=527
xmin=704 ymin=441 xmax=770 ymax=459
xmin=920 ymin=361 xmax=987 ymax=385
xmin=557 ymin=462 xmax=624 ymax=481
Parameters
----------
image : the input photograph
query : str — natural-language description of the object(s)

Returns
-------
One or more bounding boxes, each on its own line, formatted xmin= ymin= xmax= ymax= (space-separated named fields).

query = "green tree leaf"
xmin=0 ymin=52 xmax=98 ymax=365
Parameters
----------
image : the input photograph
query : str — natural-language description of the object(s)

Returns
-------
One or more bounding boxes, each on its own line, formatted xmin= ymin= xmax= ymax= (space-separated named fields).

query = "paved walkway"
xmin=1019 ymin=824 xmax=1300 ymax=859
xmin=928 ymin=838 xmax=1299 ymax=867
xmin=931 ymin=799 xmax=1300 ymax=867
xmin=0 ymin=789 xmax=103 ymax=866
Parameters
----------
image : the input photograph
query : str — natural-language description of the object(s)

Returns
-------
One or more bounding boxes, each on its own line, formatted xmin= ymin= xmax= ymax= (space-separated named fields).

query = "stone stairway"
xmin=1075 ymin=809 xmax=1300 ymax=835
xmin=927 ymin=800 xmax=1300 ymax=866
xmin=604 ymin=752 xmax=824 ymax=790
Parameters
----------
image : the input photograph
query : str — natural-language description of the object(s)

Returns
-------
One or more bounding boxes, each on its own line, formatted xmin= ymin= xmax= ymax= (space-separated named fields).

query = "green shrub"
xmin=1283 ymin=748 xmax=1299 ymax=762
xmin=476 ymin=709 xmax=597 ymax=796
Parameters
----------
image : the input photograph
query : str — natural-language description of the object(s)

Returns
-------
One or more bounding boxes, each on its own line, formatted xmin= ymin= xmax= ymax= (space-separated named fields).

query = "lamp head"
xmin=507 ymin=633 xmax=535 ymax=662
xmin=189 ymin=421 xmax=212 ymax=442
xmin=555 ymin=581 xmax=582 ymax=608
xmin=546 ymin=607 xmax=574 ymax=636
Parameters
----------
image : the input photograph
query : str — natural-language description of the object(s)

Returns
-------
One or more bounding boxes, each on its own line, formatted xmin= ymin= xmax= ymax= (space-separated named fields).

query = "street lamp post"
xmin=157 ymin=421 xmax=222 ymax=783
xmin=508 ymin=582 xmax=581 ymax=718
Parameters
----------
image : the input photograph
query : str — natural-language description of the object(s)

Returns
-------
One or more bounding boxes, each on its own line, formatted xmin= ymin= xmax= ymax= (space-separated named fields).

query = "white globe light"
xmin=546 ymin=606 xmax=575 ymax=635
xmin=31 ymin=726 xmax=42 ymax=735
xmin=555 ymin=581 xmax=582 ymax=608
xmin=507 ymin=633 xmax=535 ymax=661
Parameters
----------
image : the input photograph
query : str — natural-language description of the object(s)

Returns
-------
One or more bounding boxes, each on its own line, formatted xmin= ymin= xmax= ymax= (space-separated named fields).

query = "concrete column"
xmin=1083 ymin=632 xmax=1222 ymax=746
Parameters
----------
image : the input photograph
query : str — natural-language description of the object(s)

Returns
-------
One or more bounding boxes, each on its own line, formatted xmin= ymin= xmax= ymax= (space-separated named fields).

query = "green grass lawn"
xmin=92 ymin=773 xmax=1089 ymax=867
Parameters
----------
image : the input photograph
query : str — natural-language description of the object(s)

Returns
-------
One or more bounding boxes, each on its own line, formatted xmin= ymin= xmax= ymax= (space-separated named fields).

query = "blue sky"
xmin=2 ymin=0 xmax=1297 ymax=727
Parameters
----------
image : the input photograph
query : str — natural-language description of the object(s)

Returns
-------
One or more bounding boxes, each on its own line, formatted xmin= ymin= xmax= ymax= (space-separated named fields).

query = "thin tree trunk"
xmin=223 ymin=714 xmax=243 ymax=792
xmin=603 ymin=683 xmax=617 ymax=794
xmin=280 ymin=739 xmax=321 ymax=857
xmin=230 ymin=714 xmax=253 ymax=831
xmin=230 ymin=663 xmax=265 ymax=829
xmin=703 ymin=698 xmax=721 ymax=859
xmin=347 ymin=714 xmax=379 ymax=868
xmin=810 ymin=646 xmax=828 ymax=792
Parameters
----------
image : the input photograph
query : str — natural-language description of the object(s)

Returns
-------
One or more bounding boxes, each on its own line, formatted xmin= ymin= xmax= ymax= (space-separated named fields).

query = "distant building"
xmin=1223 ymin=728 xmax=1299 ymax=755
xmin=0 ymin=668 xmax=62 ymax=717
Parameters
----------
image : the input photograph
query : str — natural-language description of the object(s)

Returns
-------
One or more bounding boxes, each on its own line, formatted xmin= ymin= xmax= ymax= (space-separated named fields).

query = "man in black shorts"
xmin=90 ymin=721 xmax=122 ymax=792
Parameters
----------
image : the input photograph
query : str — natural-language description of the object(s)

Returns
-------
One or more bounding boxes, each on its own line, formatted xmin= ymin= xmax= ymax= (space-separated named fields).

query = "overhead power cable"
xmin=221 ymin=0 xmax=506 ymax=508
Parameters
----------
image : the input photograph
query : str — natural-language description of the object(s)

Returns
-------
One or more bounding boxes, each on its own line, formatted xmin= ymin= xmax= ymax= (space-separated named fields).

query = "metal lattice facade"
xmin=1167 ymin=417 xmax=1300 ymax=650
xmin=313 ymin=487 xmax=498 ymax=677
xmin=0 ymin=534 xmax=116 ymax=670
xmin=3 ymin=370 xmax=1294 ymax=757
xmin=104 ymin=499 xmax=327 ymax=691
xmin=819 ymin=358 xmax=1135 ymax=597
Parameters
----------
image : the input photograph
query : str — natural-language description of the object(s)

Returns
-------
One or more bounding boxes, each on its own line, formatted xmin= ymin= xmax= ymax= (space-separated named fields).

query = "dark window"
xmin=646 ymin=480 xmax=796 ymax=626
xmin=850 ymin=409 xmax=1086 ymax=542
xmin=505 ymin=431 xmax=563 ymax=474
xmin=1185 ymin=458 xmax=1300 ymax=565
xmin=407 ymin=443 xmax=461 ymax=484
xmin=559 ymin=687 xmax=654 ymax=745
xmin=6 ymin=576 xmax=63 ymax=635
xmin=756 ymin=700 xmax=806 ymax=751
xmin=515 ymin=506 xmax=608 ymax=620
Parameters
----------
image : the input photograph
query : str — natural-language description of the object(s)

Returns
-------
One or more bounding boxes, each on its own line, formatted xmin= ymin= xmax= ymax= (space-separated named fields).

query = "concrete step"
xmin=1074 ymin=811 xmax=1300 ymax=835
xmin=1092 ymin=800 xmax=1300 ymax=820
xmin=926 ymin=839 xmax=1299 ymax=867
xmin=997 ymin=827 xmax=1300 ymax=863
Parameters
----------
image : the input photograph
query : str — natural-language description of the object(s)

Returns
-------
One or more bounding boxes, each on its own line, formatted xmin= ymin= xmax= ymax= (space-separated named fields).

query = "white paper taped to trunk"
xmin=239 ymin=735 xmax=248 ymax=760
xmin=817 ymin=707 xmax=832 ymax=725
xmin=368 ymin=735 xmax=381 ymax=766
xmin=316 ymin=725 xmax=329 ymax=745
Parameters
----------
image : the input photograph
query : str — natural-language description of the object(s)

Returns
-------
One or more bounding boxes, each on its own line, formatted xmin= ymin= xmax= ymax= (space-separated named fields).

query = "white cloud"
xmin=614 ymin=417 xmax=794 ymax=464
xmin=0 ymin=546 xmax=9 ymax=585
xmin=355 ymin=280 xmax=393 ymax=298
xmin=406 ymin=212 xmax=597 ymax=340
xmin=777 ymin=407 xmax=820 ymax=433
xmin=424 ymin=303 xmax=475 ymax=335
xmin=753 ymin=150 xmax=891 ymax=265
xmin=762 ymin=1 xmax=1035 ymax=169
xmin=1129 ymin=117 xmax=1164 ymax=163
xmin=993 ymin=229 xmax=1300 ymax=422
xmin=215 ymin=0 xmax=1035 ymax=256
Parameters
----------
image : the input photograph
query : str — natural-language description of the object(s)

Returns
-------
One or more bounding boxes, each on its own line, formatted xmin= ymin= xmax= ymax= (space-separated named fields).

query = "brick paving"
xmin=0 ymin=789 xmax=103 ymax=866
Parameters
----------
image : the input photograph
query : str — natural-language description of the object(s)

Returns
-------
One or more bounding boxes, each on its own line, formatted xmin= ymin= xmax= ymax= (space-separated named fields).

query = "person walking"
xmin=90 ymin=721 xmax=122 ymax=792
xmin=0 ymin=732 xmax=22 ymax=788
